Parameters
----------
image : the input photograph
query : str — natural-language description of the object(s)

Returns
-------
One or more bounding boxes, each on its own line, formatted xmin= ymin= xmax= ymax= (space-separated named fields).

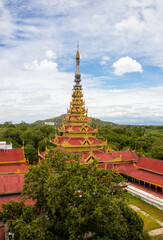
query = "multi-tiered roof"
xmin=38 ymin=46 xmax=163 ymax=195
xmin=50 ymin=46 xmax=112 ymax=163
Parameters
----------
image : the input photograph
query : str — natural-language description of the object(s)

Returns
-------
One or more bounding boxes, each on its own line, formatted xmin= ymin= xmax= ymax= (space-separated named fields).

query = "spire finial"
xmin=76 ymin=41 xmax=80 ymax=60
xmin=74 ymin=42 xmax=81 ymax=90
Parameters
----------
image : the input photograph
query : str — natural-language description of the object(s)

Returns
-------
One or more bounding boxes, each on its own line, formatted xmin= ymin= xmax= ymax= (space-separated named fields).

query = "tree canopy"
xmin=0 ymin=150 xmax=147 ymax=240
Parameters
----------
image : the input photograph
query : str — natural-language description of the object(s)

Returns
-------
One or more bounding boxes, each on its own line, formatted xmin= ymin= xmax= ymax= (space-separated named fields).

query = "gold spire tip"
xmin=76 ymin=41 xmax=80 ymax=60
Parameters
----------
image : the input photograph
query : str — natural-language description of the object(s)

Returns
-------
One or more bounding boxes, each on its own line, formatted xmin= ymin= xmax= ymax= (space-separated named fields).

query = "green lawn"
xmin=137 ymin=211 xmax=161 ymax=231
xmin=126 ymin=193 xmax=163 ymax=222
xmin=151 ymin=235 xmax=163 ymax=240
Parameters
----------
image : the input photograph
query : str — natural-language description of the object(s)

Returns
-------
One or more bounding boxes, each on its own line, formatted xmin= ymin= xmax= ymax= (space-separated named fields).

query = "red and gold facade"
xmin=39 ymin=46 xmax=163 ymax=194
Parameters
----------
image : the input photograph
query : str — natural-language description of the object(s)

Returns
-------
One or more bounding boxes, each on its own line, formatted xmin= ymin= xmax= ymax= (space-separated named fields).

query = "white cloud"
xmin=24 ymin=59 xmax=58 ymax=72
xmin=159 ymin=64 xmax=163 ymax=70
xmin=46 ymin=50 xmax=57 ymax=59
xmin=113 ymin=57 xmax=143 ymax=75
xmin=0 ymin=0 xmax=163 ymax=124
xmin=115 ymin=16 xmax=145 ymax=34
xmin=85 ymin=86 xmax=163 ymax=123
xmin=101 ymin=56 xmax=110 ymax=65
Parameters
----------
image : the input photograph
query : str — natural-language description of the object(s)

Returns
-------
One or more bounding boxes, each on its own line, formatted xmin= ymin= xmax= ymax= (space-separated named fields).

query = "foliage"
xmin=0 ymin=150 xmax=146 ymax=240
xmin=97 ymin=124 xmax=163 ymax=160
xmin=0 ymin=122 xmax=56 ymax=164
xmin=0 ymin=118 xmax=163 ymax=163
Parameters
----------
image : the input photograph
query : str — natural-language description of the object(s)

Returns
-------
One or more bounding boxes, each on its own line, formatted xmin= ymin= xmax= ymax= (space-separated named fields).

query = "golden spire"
xmin=76 ymin=41 xmax=80 ymax=60
xmin=74 ymin=42 xmax=82 ymax=90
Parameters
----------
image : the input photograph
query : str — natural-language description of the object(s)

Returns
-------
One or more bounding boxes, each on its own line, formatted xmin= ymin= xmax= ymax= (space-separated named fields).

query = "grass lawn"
xmin=137 ymin=211 xmax=161 ymax=231
xmin=126 ymin=193 xmax=163 ymax=222
xmin=150 ymin=235 xmax=163 ymax=240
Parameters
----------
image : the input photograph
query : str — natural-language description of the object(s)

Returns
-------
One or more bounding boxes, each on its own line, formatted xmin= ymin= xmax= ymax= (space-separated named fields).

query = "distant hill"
xmin=33 ymin=114 xmax=115 ymax=127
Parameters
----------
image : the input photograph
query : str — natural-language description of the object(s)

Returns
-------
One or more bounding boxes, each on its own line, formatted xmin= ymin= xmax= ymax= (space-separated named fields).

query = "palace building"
xmin=0 ymin=47 xmax=162 ymax=239
xmin=39 ymin=46 xmax=163 ymax=199
xmin=0 ymin=147 xmax=30 ymax=239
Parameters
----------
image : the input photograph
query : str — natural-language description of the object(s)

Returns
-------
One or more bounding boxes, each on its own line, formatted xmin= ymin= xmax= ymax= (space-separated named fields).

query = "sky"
xmin=0 ymin=0 xmax=163 ymax=125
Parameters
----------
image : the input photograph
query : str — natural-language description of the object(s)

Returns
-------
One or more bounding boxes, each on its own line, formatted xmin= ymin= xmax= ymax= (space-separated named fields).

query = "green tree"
xmin=151 ymin=145 xmax=163 ymax=160
xmin=24 ymin=144 xmax=38 ymax=164
xmin=3 ymin=127 xmax=22 ymax=146
xmin=0 ymin=150 xmax=146 ymax=240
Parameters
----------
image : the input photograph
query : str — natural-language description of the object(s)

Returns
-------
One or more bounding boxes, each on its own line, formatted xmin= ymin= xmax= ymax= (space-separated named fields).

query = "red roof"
xmin=0 ymin=174 xmax=25 ymax=194
xmin=56 ymin=137 xmax=103 ymax=146
xmin=132 ymin=151 xmax=139 ymax=162
xmin=0 ymin=149 xmax=24 ymax=162
xmin=137 ymin=156 xmax=163 ymax=175
xmin=93 ymin=151 xmax=115 ymax=161
xmin=39 ymin=151 xmax=47 ymax=157
xmin=114 ymin=163 xmax=137 ymax=172
xmin=65 ymin=125 xmax=94 ymax=132
xmin=124 ymin=169 xmax=163 ymax=187
xmin=112 ymin=150 xmax=135 ymax=161
xmin=82 ymin=151 xmax=115 ymax=162
xmin=0 ymin=164 xmax=28 ymax=174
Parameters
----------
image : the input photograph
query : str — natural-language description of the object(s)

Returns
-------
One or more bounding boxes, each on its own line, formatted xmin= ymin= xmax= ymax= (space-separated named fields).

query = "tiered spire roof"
xmin=41 ymin=46 xmax=140 ymax=165
xmin=50 ymin=45 xmax=107 ymax=161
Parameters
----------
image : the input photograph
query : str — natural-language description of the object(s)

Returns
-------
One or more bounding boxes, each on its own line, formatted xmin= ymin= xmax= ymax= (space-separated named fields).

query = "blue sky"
xmin=0 ymin=0 xmax=163 ymax=124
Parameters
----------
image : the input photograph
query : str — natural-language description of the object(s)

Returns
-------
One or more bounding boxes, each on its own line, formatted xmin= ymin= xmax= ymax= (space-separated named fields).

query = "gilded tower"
xmin=50 ymin=46 xmax=110 ymax=163
xmin=39 ymin=46 xmax=139 ymax=167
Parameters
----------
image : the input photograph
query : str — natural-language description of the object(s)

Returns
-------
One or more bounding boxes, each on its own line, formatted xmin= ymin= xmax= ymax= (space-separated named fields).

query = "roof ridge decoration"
xmin=84 ymin=151 xmax=99 ymax=164
xmin=80 ymin=137 xmax=93 ymax=146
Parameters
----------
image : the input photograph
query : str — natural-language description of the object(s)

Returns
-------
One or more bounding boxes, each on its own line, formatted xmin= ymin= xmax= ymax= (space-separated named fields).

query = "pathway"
xmin=129 ymin=204 xmax=163 ymax=237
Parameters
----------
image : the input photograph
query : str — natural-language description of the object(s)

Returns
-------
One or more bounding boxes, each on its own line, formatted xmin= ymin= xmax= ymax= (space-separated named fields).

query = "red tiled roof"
xmin=137 ymin=157 xmax=163 ymax=175
xmin=82 ymin=151 xmax=115 ymax=162
xmin=0 ymin=194 xmax=34 ymax=211
xmin=0 ymin=149 xmax=24 ymax=162
xmin=68 ymin=138 xmax=85 ymax=145
xmin=132 ymin=151 xmax=139 ymax=162
xmin=0 ymin=164 xmax=28 ymax=174
xmin=65 ymin=125 xmax=94 ymax=132
xmin=56 ymin=137 xmax=103 ymax=146
xmin=0 ymin=174 xmax=25 ymax=194
xmin=114 ymin=163 xmax=137 ymax=172
xmin=94 ymin=151 xmax=115 ymax=161
xmin=90 ymin=138 xmax=103 ymax=145
xmin=112 ymin=150 xmax=135 ymax=161
xmin=39 ymin=151 xmax=47 ymax=157
xmin=124 ymin=169 xmax=163 ymax=187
